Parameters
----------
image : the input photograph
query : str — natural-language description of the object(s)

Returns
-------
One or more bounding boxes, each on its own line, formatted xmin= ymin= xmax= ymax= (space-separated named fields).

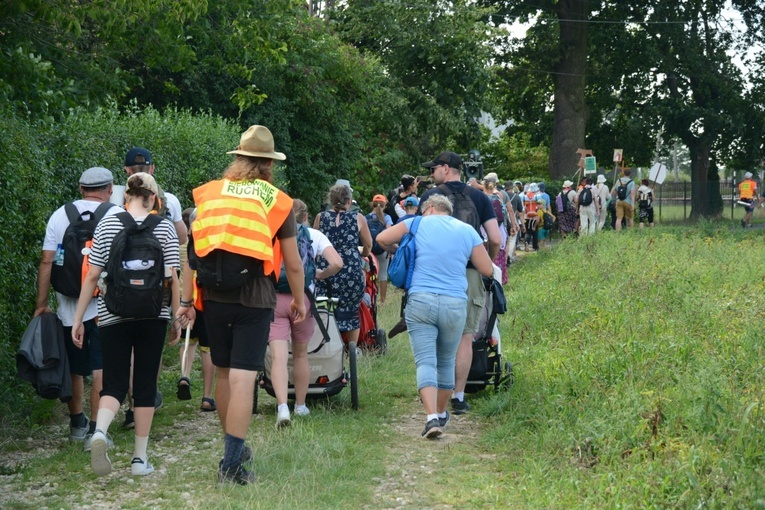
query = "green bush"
xmin=0 ymin=104 xmax=240 ymax=418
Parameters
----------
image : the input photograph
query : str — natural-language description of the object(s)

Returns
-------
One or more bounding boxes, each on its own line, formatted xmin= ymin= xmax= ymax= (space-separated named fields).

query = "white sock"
xmin=427 ymin=413 xmax=439 ymax=422
xmin=134 ymin=435 xmax=149 ymax=461
xmin=438 ymin=411 xmax=447 ymax=419
xmin=453 ymin=392 xmax=465 ymax=402
xmin=95 ymin=408 xmax=116 ymax=434
xmin=295 ymin=404 xmax=308 ymax=411
xmin=277 ymin=403 xmax=289 ymax=413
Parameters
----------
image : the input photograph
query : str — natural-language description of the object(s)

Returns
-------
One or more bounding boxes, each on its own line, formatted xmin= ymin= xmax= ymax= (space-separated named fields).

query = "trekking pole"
xmin=181 ymin=324 xmax=191 ymax=378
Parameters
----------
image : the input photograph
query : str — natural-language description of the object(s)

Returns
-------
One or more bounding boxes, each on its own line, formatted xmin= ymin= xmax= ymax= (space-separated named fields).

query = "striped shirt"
xmin=89 ymin=213 xmax=180 ymax=327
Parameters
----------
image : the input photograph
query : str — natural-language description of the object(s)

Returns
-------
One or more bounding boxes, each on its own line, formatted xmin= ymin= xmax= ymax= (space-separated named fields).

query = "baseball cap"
xmin=372 ymin=194 xmax=387 ymax=203
xmin=422 ymin=151 xmax=463 ymax=170
xmin=79 ymin=167 xmax=114 ymax=187
xmin=335 ymin=179 xmax=353 ymax=193
xmin=127 ymin=172 xmax=158 ymax=195
xmin=745 ymin=172 xmax=753 ymax=179
xmin=404 ymin=196 xmax=419 ymax=207
xmin=125 ymin=147 xmax=153 ymax=166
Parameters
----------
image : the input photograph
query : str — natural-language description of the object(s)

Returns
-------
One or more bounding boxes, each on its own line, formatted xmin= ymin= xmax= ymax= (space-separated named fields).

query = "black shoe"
xmin=388 ymin=318 xmax=407 ymax=339
xmin=154 ymin=391 xmax=164 ymax=410
xmin=421 ymin=419 xmax=443 ymax=439
xmin=742 ymin=219 xmax=747 ymax=228
xmin=218 ymin=460 xmax=257 ymax=485
xmin=123 ymin=409 xmax=135 ymax=429
xmin=451 ymin=398 xmax=470 ymax=415
xmin=176 ymin=377 xmax=192 ymax=401
xmin=438 ymin=410 xmax=450 ymax=429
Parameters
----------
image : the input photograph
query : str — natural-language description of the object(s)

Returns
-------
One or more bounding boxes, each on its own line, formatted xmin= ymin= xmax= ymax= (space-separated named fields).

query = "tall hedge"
xmin=0 ymin=105 xmax=240 ymax=415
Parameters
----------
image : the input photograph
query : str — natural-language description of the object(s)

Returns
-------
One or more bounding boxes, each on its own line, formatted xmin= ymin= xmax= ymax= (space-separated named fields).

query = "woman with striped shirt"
xmin=72 ymin=172 xmax=180 ymax=477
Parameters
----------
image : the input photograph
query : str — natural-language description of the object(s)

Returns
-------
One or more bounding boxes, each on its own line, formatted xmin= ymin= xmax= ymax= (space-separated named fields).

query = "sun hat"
xmin=79 ymin=167 xmax=114 ymax=187
xmin=372 ymin=194 xmax=387 ymax=203
xmin=404 ymin=196 xmax=419 ymax=207
xmin=335 ymin=179 xmax=353 ymax=192
xmin=596 ymin=174 xmax=607 ymax=184
xmin=483 ymin=172 xmax=499 ymax=184
xmin=227 ymin=125 xmax=286 ymax=160
xmin=563 ymin=180 xmax=574 ymax=188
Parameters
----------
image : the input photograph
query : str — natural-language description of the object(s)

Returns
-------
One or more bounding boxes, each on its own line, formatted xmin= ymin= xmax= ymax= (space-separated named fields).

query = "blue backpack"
xmin=387 ymin=216 xmax=421 ymax=290
xmin=276 ymin=223 xmax=316 ymax=292
xmin=365 ymin=212 xmax=387 ymax=256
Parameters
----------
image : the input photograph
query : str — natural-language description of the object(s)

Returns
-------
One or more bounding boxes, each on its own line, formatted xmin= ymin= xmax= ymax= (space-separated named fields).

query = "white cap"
xmin=745 ymin=172 xmax=753 ymax=179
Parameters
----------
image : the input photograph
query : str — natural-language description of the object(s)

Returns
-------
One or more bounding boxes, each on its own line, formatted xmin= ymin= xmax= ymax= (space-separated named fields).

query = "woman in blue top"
xmin=377 ymin=194 xmax=493 ymax=439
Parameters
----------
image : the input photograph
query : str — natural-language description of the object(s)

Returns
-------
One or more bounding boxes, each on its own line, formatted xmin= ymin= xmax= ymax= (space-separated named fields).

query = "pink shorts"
xmin=269 ymin=293 xmax=315 ymax=344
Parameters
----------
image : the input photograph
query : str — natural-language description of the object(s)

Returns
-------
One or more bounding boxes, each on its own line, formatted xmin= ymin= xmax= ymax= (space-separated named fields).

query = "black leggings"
xmin=100 ymin=319 xmax=167 ymax=408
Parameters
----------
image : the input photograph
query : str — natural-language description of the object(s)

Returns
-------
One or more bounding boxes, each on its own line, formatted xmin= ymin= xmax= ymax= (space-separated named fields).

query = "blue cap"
xmin=404 ymin=196 xmax=419 ymax=207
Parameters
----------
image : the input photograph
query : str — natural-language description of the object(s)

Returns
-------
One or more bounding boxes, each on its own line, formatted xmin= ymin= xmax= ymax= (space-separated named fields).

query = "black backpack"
xmin=365 ymin=212 xmax=387 ymax=256
xmin=437 ymin=183 xmax=482 ymax=233
xmin=579 ymin=187 xmax=593 ymax=207
xmin=617 ymin=179 xmax=633 ymax=200
xmin=639 ymin=189 xmax=653 ymax=208
xmin=188 ymin=234 xmax=265 ymax=291
xmin=384 ymin=190 xmax=400 ymax=224
xmin=51 ymin=202 xmax=115 ymax=298
xmin=103 ymin=212 xmax=167 ymax=318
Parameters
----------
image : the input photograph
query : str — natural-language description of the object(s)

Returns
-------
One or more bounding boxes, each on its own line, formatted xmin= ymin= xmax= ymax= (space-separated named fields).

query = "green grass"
xmin=3 ymin=224 xmax=765 ymax=508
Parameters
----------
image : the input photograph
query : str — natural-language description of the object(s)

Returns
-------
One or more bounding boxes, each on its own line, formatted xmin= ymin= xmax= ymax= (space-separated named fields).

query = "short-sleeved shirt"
xmin=404 ymin=215 xmax=483 ymax=299
xmin=419 ymin=181 xmax=496 ymax=234
xmin=308 ymin=227 xmax=333 ymax=293
xmin=89 ymin=213 xmax=181 ymax=327
xmin=202 ymin=212 xmax=297 ymax=309
xmin=43 ymin=199 xmax=120 ymax=326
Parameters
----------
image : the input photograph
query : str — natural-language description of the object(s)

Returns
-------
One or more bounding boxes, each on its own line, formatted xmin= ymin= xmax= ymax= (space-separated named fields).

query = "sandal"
xmin=200 ymin=397 xmax=216 ymax=412
xmin=176 ymin=377 xmax=192 ymax=401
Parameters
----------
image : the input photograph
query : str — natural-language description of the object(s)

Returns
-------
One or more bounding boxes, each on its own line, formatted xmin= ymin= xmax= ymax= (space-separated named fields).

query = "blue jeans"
xmin=405 ymin=292 xmax=468 ymax=390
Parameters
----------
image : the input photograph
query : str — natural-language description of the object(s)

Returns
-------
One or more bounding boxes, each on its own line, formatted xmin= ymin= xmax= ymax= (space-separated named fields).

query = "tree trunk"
xmin=549 ymin=0 xmax=590 ymax=180
xmin=688 ymin=137 xmax=714 ymax=219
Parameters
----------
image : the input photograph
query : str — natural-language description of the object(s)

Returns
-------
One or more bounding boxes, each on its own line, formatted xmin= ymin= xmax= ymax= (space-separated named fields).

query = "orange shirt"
xmin=739 ymin=179 xmax=756 ymax=200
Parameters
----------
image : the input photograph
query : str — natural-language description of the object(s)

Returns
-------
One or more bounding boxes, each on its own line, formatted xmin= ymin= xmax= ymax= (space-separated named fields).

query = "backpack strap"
xmin=410 ymin=215 xmax=422 ymax=236
xmin=63 ymin=202 xmax=81 ymax=224
xmin=92 ymin=202 xmax=116 ymax=223
xmin=306 ymin=288 xmax=331 ymax=354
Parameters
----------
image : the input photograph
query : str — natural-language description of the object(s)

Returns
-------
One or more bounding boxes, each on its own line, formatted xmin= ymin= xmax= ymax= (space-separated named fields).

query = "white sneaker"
xmin=90 ymin=430 xmax=112 ymax=476
xmin=294 ymin=405 xmax=310 ymax=417
xmin=131 ymin=457 xmax=155 ymax=476
xmin=83 ymin=431 xmax=114 ymax=452
xmin=275 ymin=406 xmax=291 ymax=429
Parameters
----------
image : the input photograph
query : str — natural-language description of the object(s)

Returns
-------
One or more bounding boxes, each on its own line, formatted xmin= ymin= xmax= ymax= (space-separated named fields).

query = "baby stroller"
xmin=255 ymin=294 xmax=359 ymax=411
xmin=465 ymin=269 xmax=513 ymax=393
xmin=341 ymin=254 xmax=387 ymax=354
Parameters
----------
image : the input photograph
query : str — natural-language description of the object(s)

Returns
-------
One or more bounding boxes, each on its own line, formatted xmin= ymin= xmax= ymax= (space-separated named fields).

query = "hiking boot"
xmin=218 ymin=460 xmax=257 ymax=486
xmin=154 ymin=391 xmax=164 ymax=410
xmin=123 ymin=409 xmax=135 ymax=429
xmin=421 ymin=419 xmax=443 ymax=439
xmin=294 ymin=405 xmax=310 ymax=417
xmin=83 ymin=432 xmax=114 ymax=452
xmin=438 ymin=410 xmax=450 ymax=429
xmin=131 ymin=457 xmax=155 ymax=476
xmin=90 ymin=430 xmax=112 ymax=476
xmin=388 ymin=318 xmax=407 ymax=339
xmin=240 ymin=445 xmax=253 ymax=465
xmin=276 ymin=406 xmax=291 ymax=429
xmin=451 ymin=398 xmax=470 ymax=415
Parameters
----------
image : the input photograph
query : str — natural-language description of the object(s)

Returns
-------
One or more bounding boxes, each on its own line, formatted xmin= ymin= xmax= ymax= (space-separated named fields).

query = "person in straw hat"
xmin=177 ymin=125 xmax=306 ymax=485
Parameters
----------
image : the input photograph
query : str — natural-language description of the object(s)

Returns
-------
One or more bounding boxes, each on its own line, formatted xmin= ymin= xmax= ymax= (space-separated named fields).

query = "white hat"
xmin=745 ymin=172 xmax=753 ymax=179
xmin=596 ymin=174 xmax=606 ymax=184
xmin=335 ymin=179 xmax=353 ymax=193
xmin=563 ymin=180 xmax=574 ymax=188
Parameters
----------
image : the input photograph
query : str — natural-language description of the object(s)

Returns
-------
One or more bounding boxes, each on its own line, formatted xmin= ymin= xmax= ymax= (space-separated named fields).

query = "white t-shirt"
xmin=43 ymin=200 xmax=120 ymax=326
xmin=308 ymin=227 xmax=333 ymax=293
xmin=110 ymin=185 xmax=182 ymax=224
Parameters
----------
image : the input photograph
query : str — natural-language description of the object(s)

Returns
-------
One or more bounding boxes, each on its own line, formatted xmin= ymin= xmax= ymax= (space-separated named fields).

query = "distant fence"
xmin=652 ymin=181 xmax=743 ymax=222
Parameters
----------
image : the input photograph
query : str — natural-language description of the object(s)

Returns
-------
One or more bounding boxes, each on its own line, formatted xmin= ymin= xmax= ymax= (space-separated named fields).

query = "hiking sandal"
xmin=176 ymin=377 xmax=192 ymax=401
xmin=200 ymin=397 xmax=216 ymax=412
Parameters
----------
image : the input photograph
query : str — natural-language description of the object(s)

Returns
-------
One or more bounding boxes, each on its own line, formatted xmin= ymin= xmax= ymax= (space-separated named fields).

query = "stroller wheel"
xmin=348 ymin=341 xmax=359 ymax=410
xmin=499 ymin=361 xmax=515 ymax=389
xmin=375 ymin=328 xmax=387 ymax=355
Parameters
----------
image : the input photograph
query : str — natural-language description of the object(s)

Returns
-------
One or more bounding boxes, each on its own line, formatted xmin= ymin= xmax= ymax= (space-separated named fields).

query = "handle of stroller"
xmin=307 ymin=289 xmax=333 ymax=354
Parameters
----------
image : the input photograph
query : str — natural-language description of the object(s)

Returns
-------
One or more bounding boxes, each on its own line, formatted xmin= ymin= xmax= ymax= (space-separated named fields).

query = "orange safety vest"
xmin=191 ymin=178 xmax=293 ymax=279
xmin=739 ymin=179 xmax=756 ymax=200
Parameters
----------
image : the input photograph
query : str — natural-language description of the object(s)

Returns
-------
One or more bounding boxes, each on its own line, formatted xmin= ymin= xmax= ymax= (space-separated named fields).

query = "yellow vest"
xmin=192 ymin=179 xmax=293 ymax=278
